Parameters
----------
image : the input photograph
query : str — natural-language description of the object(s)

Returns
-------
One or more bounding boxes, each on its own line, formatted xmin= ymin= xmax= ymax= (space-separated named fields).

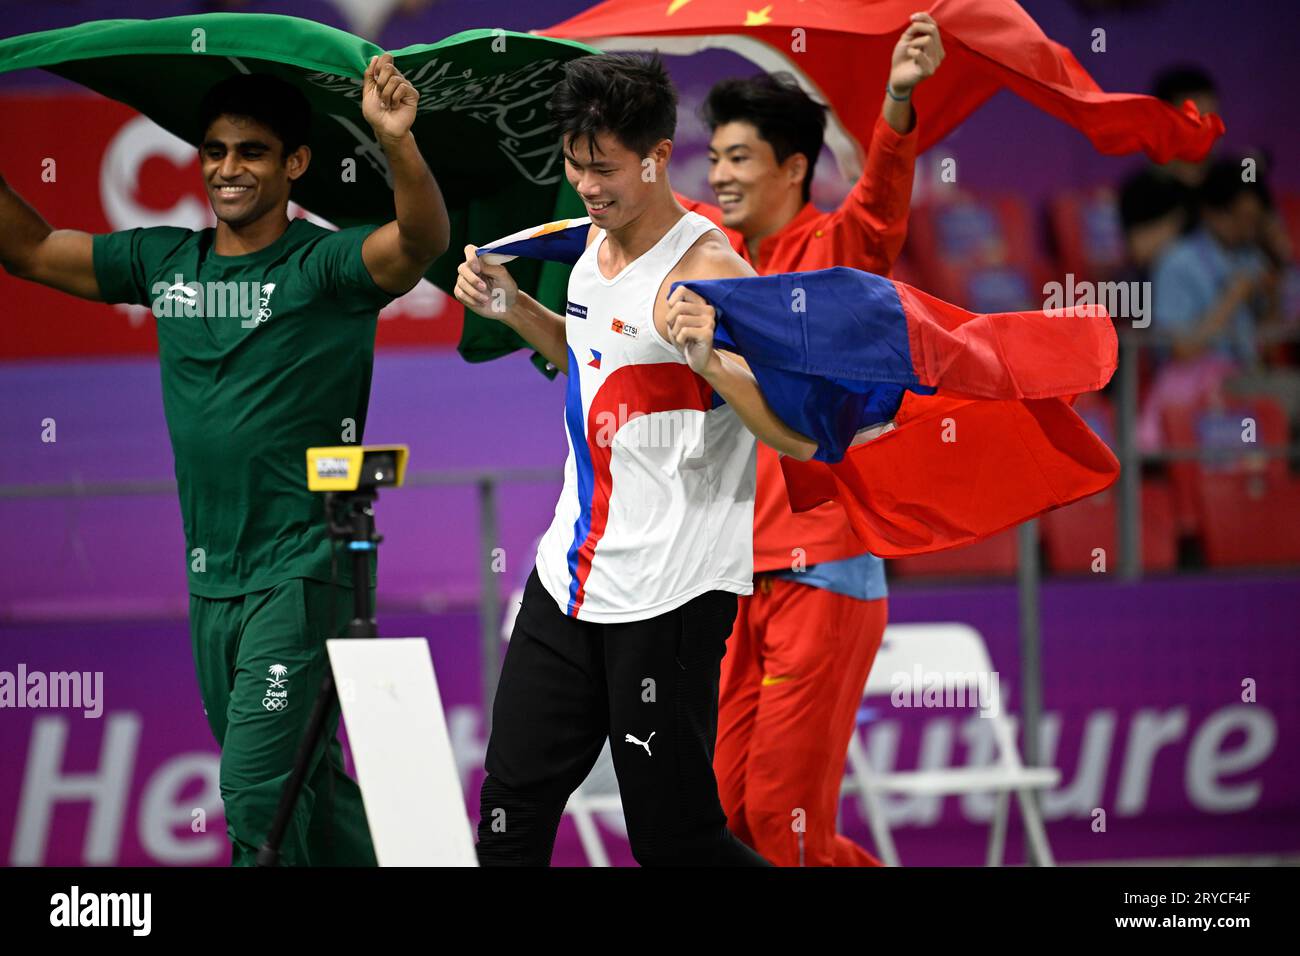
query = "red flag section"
xmin=540 ymin=0 xmax=1224 ymax=175
xmin=897 ymin=283 xmax=1116 ymax=400
xmin=780 ymin=392 xmax=1120 ymax=557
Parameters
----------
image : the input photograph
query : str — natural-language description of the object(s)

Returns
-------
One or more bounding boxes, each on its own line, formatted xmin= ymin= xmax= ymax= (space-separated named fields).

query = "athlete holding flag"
xmin=0 ymin=54 xmax=449 ymax=865
xmin=456 ymin=52 xmax=817 ymax=866
xmin=684 ymin=13 xmax=945 ymax=866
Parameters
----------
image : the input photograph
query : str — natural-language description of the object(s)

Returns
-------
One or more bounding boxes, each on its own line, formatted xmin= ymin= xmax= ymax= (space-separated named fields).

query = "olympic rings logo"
xmin=262 ymin=697 xmax=288 ymax=711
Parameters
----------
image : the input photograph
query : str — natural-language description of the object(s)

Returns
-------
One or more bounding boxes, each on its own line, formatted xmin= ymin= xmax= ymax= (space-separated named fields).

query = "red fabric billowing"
xmin=541 ymin=0 xmax=1223 ymax=163
xmin=780 ymin=393 xmax=1120 ymax=557
xmin=897 ymin=281 xmax=1117 ymax=400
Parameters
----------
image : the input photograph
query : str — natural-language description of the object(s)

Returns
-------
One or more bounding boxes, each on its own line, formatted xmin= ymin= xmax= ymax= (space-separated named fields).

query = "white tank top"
xmin=534 ymin=211 xmax=757 ymax=623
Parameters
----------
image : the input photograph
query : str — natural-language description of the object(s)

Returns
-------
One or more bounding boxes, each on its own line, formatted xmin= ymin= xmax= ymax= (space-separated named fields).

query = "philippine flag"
xmin=472 ymin=221 xmax=1119 ymax=557
xmin=477 ymin=218 xmax=593 ymax=266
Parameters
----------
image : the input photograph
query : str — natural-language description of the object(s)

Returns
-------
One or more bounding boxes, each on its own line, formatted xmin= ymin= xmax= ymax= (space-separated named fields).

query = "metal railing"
xmin=0 ymin=466 xmax=563 ymax=738
xmin=1113 ymin=327 xmax=1300 ymax=579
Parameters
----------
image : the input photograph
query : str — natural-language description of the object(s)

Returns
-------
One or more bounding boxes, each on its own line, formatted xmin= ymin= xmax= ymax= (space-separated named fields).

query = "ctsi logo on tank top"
xmin=610 ymin=317 xmax=638 ymax=338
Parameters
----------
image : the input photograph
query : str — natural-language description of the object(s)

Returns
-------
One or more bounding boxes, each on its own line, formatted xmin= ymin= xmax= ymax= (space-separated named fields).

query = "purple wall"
xmin=2 ymin=573 xmax=1296 ymax=866
xmin=0 ymin=351 xmax=568 ymax=618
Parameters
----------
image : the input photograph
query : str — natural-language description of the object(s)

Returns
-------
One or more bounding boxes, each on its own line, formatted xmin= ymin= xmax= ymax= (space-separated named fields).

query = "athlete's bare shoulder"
xmin=585 ymin=222 xmax=601 ymax=248
xmin=656 ymin=228 xmax=749 ymax=317
xmin=653 ymin=226 xmax=753 ymax=341
xmin=674 ymin=227 xmax=754 ymax=282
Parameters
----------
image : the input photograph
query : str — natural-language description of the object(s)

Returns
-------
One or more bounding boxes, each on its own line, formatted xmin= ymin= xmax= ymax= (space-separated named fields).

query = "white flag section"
xmin=327 ymin=638 xmax=477 ymax=867
xmin=475 ymin=216 xmax=592 ymax=265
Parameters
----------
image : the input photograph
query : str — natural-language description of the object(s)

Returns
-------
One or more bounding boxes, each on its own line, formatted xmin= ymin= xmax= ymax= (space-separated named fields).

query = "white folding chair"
xmin=842 ymin=622 xmax=1061 ymax=866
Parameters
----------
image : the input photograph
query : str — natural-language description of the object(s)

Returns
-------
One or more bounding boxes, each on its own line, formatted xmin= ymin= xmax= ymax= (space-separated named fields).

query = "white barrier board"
xmin=327 ymin=637 xmax=477 ymax=866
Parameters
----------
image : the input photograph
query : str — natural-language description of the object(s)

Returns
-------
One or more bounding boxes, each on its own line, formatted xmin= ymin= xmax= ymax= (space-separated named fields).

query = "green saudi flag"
xmin=0 ymin=13 xmax=597 ymax=373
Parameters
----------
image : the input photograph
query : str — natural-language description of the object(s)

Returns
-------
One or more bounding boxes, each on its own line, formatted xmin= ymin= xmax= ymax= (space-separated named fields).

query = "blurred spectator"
xmin=1155 ymin=161 xmax=1275 ymax=365
xmin=1119 ymin=165 xmax=1187 ymax=274
xmin=1140 ymin=159 xmax=1300 ymax=449
xmin=1118 ymin=65 xmax=1219 ymax=271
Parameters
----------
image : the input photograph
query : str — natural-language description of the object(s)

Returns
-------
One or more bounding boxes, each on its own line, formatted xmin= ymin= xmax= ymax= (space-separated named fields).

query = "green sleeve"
xmin=301 ymin=225 xmax=397 ymax=310
xmin=92 ymin=230 xmax=151 ymax=306
xmin=92 ymin=226 xmax=193 ymax=307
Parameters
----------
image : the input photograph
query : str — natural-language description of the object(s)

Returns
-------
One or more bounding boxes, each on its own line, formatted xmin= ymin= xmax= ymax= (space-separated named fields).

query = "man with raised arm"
xmin=0 ymin=55 xmax=449 ymax=866
xmin=456 ymin=52 xmax=816 ymax=866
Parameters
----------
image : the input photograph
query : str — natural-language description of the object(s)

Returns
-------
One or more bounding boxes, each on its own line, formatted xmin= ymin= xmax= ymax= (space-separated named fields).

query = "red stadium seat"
xmin=1040 ymin=392 xmax=1178 ymax=572
xmin=1048 ymin=186 xmax=1126 ymax=281
xmin=1278 ymin=193 xmax=1300 ymax=264
xmin=1163 ymin=395 xmax=1287 ymax=527
xmin=906 ymin=192 xmax=1047 ymax=310
xmin=1195 ymin=472 xmax=1300 ymax=566
xmin=1040 ymin=480 xmax=1178 ymax=573
xmin=888 ymin=528 xmax=1020 ymax=578
xmin=1161 ymin=396 xmax=1299 ymax=565
xmin=1274 ymin=194 xmax=1300 ymax=366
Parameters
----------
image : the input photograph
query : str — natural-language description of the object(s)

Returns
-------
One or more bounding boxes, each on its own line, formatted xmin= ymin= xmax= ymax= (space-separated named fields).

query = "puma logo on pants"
xmin=625 ymin=731 xmax=656 ymax=756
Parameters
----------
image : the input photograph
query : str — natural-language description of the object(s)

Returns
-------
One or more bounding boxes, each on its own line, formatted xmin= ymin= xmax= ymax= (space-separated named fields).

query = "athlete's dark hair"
xmin=1200 ymin=157 xmax=1272 ymax=212
xmin=548 ymin=53 xmax=677 ymax=159
xmin=701 ymin=73 xmax=829 ymax=203
xmin=198 ymin=73 xmax=312 ymax=155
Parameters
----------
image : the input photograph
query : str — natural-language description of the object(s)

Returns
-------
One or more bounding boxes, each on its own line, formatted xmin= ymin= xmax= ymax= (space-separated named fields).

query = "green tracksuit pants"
xmin=189 ymin=577 xmax=377 ymax=866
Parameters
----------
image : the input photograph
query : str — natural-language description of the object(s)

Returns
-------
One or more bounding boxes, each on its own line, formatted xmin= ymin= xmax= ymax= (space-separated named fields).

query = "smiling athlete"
xmin=457 ymin=53 xmax=817 ymax=866
xmin=0 ymin=54 xmax=450 ymax=865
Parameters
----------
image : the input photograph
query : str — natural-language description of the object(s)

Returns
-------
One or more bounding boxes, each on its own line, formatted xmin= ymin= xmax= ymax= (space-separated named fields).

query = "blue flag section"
xmin=472 ymin=220 xmax=1118 ymax=478
xmin=675 ymin=268 xmax=934 ymax=462
xmin=476 ymin=218 xmax=593 ymax=266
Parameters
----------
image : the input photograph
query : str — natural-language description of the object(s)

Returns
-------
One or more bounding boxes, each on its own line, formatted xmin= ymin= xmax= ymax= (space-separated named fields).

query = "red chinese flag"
xmin=540 ymin=0 xmax=1223 ymax=164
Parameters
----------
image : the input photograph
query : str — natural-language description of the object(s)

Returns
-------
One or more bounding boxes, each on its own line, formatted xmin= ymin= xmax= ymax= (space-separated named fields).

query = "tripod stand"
xmin=256 ymin=490 xmax=380 ymax=866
